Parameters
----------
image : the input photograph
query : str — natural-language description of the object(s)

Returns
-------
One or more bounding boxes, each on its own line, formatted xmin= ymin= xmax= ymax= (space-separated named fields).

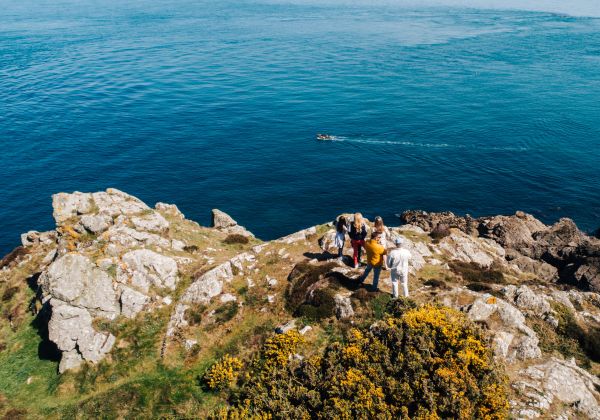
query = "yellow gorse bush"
xmin=204 ymin=355 xmax=243 ymax=390
xmin=261 ymin=330 xmax=303 ymax=369
xmin=214 ymin=300 xmax=509 ymax=419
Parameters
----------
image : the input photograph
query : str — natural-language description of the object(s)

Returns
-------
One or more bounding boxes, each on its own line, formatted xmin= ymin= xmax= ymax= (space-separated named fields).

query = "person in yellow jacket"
xmin=358 ymin=230 xmax=387 ymax=291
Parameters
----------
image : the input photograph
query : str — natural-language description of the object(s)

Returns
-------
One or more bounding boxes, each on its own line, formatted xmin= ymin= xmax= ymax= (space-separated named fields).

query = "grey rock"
xmin=517 ymin=358 xmax=600 ymax=418
xmin=507 ymin=253 xmax=558 ymax=282
xmin=131 ymin=212 xmax=169 ymax=233
xmin=118 ymin=249 xmax=179 ymax=293
xmin=40 ymin=254 xmax=119 ymax=319
xmin=334 ymin=294 xmax=354 ymax=319
xmin=278 ymin=226 xmax=317 ymax=244
xmin=219 ymin=293 xmax=237 ymax=303
xmin=91 ymin=189 xmax=150 ymax=217
xmin=503 ymin=285 xmax=552 ymax=317
xmin=120 ymin=286 xmax=150 ymax=318
xmin=105 ymin=226 xmax=172 ymax=250
xmin=80 ymin=214 xmax=112 ymax=234
xmin=437 ymin=231 xmax=505 ymax=268
xmin=155 ymin=202 xmax=185 ymax=219
xmin=185 ymin=339 xmax=198 ymax=351
xmin=52 ymin=192 xmax=94 ymax=224
xmin=181 ymin=261 xmax=233 ymax=305
xmin=21 ymin=230 xmax=57 ymax=247
xmin=211 ymin=209 xmax=238 ymax=229
xmin=211 ymin=209 xmax=254 ymax=237
xmin=48 ymin=301 xmax=116 ymax=373
xmin=478 ymin=213 xmax=547 ymax=254
xmin=59 ymin=350 xmax=84 ymax=373
xmin=492 ymin=331 xmax=514 ymax=359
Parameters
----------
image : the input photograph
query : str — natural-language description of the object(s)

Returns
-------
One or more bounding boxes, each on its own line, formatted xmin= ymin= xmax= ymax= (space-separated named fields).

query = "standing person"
xmin=349 ymin=213 xmax=367 ymax=268
xmin=373 ymin=216 xmax=391 ymax=268
xmin=359 ymin=231 xmax=387 ymax=291
xmin=334 ymin=216 xmax=348 ymax=260
xmin=387 ymin=237 xmax=412 ymax=298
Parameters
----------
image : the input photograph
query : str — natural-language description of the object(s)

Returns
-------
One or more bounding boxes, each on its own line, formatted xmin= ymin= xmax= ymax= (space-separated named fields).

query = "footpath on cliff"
xmin=1 ymin=188 xmax=600 ymax=418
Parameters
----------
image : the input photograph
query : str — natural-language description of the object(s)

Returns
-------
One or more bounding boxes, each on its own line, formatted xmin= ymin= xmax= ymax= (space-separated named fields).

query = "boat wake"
xmin=319 ymin=135 xmax=529 ymax=152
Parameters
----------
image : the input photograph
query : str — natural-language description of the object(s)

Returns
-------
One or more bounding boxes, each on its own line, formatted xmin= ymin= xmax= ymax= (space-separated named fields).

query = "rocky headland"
xmin=1 ymin=189 xmax=600 ymax=418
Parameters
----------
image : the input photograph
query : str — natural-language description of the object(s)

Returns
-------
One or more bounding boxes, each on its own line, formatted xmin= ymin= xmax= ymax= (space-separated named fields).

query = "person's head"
xmin=371 ymin=231 xmax=381 ymax=241
xmin=374 ymin=216 xmax=384 ymax=231
xmin=394 ymin=237 xmax=404 ymax=248
xmin=337 ymin=216 xmax=347 ymax=232
xmin=354 ymin=213 xmax=363 ymax=229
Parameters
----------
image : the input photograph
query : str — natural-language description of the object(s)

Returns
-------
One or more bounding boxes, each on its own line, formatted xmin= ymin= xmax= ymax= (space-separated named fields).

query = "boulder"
xmin=334 ymin=294 xmax=354 ymax=319
xmin=400 ymin=210 xmax=478 ymax=235
xmin=48 ymin=301 xmax=116 ymax=373
xmin=91 ymin=189 xmax=149 ymax=217
xmin=131 ymin=212 xmax=169 ymax=233
xmin=21 ymin=230 xmax=57 ymax=247
xmin=52 ymin=192 xmax=94 ymax=224
xmin=531 ymin=218 xmax=587 ymax=265
xmin=466 ymin=294 xmax=541 ymax=361
xmin=211 ymin=209 xmax=254 ymax=237
xmin=211 ymin=209 xmax=237 ymax=229
xmin=502 ymin=285 xmax=552 ymax=318
xmin=506 ymin=251 xmax=558 ymax=282
xmin=155 ymin=202 xmax=185 ymax=219
xmin=105 ymin=226 xmax=172 ymax=251
xmin=513 ymin=358 xmax=600 ymax=418
xmin=80 ymin=214 xmax=112 ymax=234
xmin=40 ymin=254 xmax=119 ymax=319
xmin=118 ymin=249 xmax=179 ymax=292
xmin=120 ymin=286 xmax=150 ymax=318
xmin=436 ymin=230 xmax=505 ymax=268
xmin=181 ymin=261 xmax=233 ymax=305
xmin=477 ymin=213 xmax=547 ymax=254
xmin=278 ymin=226 xmax=317 ymax=244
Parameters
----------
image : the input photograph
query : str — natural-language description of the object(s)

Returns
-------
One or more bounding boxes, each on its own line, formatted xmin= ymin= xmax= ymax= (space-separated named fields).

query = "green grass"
xmin=0 ymin=321 xmax=62 ymax=417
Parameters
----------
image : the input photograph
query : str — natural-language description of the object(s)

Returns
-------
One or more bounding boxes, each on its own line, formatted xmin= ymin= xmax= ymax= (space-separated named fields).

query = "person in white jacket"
xmin=386 ymin=237 xmax=411 ymax=298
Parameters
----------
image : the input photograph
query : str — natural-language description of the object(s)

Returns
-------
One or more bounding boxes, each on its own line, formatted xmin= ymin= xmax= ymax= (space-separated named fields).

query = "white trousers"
xmin=391 ymin=271 xmax=409 ymax=298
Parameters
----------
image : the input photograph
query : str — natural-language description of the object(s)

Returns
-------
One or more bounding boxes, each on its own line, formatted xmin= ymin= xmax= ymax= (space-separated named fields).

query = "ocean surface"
xmin=1 ymin=0 xmax=600 ymax=255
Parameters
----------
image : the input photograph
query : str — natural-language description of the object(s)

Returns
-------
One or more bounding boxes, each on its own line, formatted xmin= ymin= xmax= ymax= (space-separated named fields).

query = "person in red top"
xmin=348 ymin=212 xmax=367 ymax=268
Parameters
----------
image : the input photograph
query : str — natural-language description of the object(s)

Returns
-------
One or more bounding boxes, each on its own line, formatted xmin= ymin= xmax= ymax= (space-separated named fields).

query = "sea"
xmin=1 ymin=0 xmax=600 ymax=255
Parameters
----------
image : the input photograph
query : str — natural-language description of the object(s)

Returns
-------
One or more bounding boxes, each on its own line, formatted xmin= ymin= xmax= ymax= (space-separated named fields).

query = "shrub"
xmin=222 ymin=234 xmax=249 ymax=245
xmin=423 ymin=279 xmax=449 ymax=289
xmin=552 ymin=302 xmax=600 ymax=363
xmin=204 ymin=355 xmax=243 ymax=391
xmin=184 ymin=245 xmax=199 ymax=253
xmin=430 ymin=223 xmax=451 ymax=241
xmin=1 ymin=287 xmax=19 ymax=302
xmin=184 ymin=305 xmax=205 ymax=326
xmin=216 ymin=304 xmax=509 ymax=419
xmin=466 ymin=282 xmax=493 ymax=292
xmin=285 ymin=262 xmax=338 ymax=313
xmin=450 ymin=261 xmax=505 ymax=284
xmin=214 ymin=301 xmax=239 ymax=324
xmin=0 ymin=247 xmax=28 ymax=269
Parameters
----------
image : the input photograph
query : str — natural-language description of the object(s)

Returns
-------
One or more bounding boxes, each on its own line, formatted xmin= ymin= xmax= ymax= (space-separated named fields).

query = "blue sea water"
xmin=1 ymin=0 xmax=600 ymax=255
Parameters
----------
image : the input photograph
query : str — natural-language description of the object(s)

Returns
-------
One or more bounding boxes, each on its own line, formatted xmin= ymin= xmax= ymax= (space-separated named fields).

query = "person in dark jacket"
xmin=349 ymin=212 xmax=367 ymax=268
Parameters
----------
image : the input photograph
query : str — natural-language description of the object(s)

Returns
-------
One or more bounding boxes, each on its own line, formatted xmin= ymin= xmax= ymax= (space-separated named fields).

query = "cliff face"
xmin=1 ymin=189 xmax=600 ymax=418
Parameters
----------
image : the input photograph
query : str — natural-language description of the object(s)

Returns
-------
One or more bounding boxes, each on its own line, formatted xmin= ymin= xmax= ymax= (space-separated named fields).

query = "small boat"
xmin=316 ymin=133 xmax=334 ymax=141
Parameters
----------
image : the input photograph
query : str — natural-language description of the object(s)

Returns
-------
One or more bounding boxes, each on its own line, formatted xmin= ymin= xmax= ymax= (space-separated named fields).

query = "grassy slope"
xmin=1 ymin=220 xmax=598 ymax=418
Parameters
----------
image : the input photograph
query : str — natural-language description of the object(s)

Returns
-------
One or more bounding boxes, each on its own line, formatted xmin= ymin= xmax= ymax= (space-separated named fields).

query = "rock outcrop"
xmin=400 ymin=210 xmax=600 ymax=292
xmin=211 ymin=209 xmax=254 ymax=237
xmin=36 ymin=189 xmax=188 ymax=371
